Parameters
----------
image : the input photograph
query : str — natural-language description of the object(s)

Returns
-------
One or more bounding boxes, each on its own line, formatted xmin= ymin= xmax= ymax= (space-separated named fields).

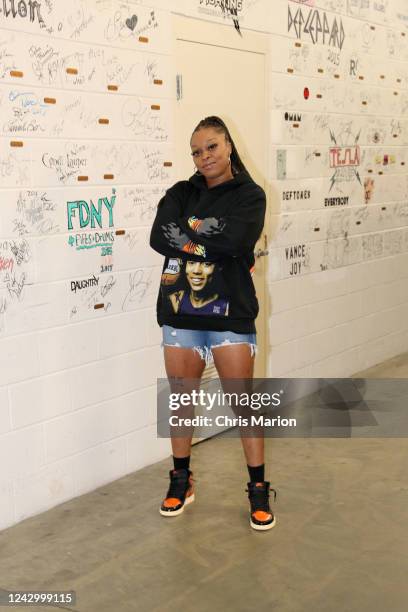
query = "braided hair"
xmin=191 ymin=115 xmax=249 ymax=176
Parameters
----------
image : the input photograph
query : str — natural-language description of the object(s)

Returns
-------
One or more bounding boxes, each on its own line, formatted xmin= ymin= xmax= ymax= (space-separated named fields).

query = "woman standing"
xmin=150 ymin=116 xmax=277 ymax=530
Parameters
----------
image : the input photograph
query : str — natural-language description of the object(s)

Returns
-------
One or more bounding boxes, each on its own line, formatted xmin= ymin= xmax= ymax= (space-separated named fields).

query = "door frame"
xmin=171 ymin=13 xmax=272 ymax=381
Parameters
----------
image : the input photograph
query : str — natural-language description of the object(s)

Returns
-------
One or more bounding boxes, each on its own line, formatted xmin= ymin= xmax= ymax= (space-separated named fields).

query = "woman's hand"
xmin=162 ymin=222 xmax=206 ymax=257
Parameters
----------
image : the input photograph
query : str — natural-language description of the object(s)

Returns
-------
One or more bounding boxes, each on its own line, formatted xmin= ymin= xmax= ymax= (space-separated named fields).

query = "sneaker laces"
xmin=246 ymin=484 xmax=277 ymax=513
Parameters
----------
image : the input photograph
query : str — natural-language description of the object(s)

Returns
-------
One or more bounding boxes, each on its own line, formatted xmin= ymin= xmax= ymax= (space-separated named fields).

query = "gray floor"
xmin=1 ymin=355 xmax=408 ymax=612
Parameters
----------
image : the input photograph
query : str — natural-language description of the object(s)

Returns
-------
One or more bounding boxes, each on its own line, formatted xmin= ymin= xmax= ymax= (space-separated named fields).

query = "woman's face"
xmin=190 ymin=127 xmax=233 ymax=186
xmin=185 ymin=260 xmax=215 ymax=291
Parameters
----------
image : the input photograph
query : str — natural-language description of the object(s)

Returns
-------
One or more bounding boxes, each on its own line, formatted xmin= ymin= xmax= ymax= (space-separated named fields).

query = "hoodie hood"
xmin=188 ymin=169 xmax=254 ymax=191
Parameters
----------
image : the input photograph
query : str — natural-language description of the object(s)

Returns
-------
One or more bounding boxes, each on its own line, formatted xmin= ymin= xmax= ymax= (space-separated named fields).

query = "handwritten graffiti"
xmin=122 ymin=268 xmax=154 ymax=311
xmin=329 ymin=128 xmax=361 ymax=190
xmin=374 ymin=154 xmax=395 ymax=166
xmin=6 ymin=90 xmax=48 ymax=135
xmin=42 ymin=153 xmax=87 ymax=170
xmin=125 ymin=14 xmax=137 ymax=30
xmin=68 ymin=231 xmax=115 ymax=250
xmin=101 ymin=245 xmax=113 ymax=273
xmin=285 ymin=243 xmax=306 ymax=276
xmin=130 ymin=10 xmax=157 ymax=37
xmin=373 ymin=1 xmax=387 ymax=15
xmin=4 ymin=270 xmax=26 ymax=301
xmin=324 ymin=196 xmax=349 ymax=207
xmin=10 ymin=239 xmax=30 ymax=265
xmin=282 ymin=190 xmax=311 ymax=200
xmin=121 ymin=98 xmax=168 ymax=141
xmin=285 ymin=112 xmax=302 ymax=122
xmin=0 ymin=256 xmax=14 ymax=271
xmin=0 ymin=0 xmax=43 ymax=24
xmin=13 ymin=191 xmax=58 ymax=236
xmin=364 ymin=178 xmax=375 ymax=204
xmin=100 ymin=275 xmax=116 ymax=297
xmin=328 ymin=49 xmax=340 ymax=66
xmin=71 ymin=275 xmax=99 ymax=293
xmin=198 ymin=0 xmax=243 ymax=35
xmin=199 ymin=0 xmax=242 ymax=10
xmin=288 ymin=6 xmax=345 ymax=50
xmin=105 ymin=8 xmax=158 ymax=42
xmin=100 ymin=264 xmax=113 ymax=273
xmin=330 ymin=146 xmax=360 ymax=168
xmin=42 ymin=148 xmax=87 ymax=183
xmin=67 ymin=194 xmax=115 ymax=230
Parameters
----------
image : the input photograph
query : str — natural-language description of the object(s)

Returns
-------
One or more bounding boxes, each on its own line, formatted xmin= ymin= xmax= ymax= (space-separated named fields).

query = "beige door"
xmin=173 ymin=15 xmax=269 ymax=386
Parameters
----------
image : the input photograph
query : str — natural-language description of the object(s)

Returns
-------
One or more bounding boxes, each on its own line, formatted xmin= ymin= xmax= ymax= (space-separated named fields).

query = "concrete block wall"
xmin=0 ymin=0 xmax=407 ymax=529
xmin=0 ymin=0 xmax=173 ymax=530
xmin=266 ymin=0 xmax=408 ymax=377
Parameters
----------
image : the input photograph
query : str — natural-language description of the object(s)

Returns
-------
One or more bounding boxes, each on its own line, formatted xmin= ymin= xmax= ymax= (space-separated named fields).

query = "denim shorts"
xmin=161 ymin=324 xmax=257 ymax=367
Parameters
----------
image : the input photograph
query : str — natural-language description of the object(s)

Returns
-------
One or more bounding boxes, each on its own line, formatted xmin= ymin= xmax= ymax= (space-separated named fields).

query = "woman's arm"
xmin=149 ymin=182 xmax=207 ymax=259
xmin=177 ymin=185 xmax=266 ymax=257
xmin=150 ymin=182 xmax=266 ymax=259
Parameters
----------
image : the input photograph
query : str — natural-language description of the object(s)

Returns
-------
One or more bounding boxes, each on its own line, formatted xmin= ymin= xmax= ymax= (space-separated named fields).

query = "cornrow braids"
xmin=191 ymin=115 xmax=248 ymax=176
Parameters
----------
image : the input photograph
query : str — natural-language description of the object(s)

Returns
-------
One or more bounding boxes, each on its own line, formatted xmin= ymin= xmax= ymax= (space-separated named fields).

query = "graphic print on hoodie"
xmin=161 ymin=257 xmax=229 ymax=317
xmin=149 ymin=170 xmax=266 ymax=334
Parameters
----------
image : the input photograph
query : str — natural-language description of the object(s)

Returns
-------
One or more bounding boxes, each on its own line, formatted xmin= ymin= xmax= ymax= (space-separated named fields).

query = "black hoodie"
xmin=149 ymin=170 xmax=266 ymax=333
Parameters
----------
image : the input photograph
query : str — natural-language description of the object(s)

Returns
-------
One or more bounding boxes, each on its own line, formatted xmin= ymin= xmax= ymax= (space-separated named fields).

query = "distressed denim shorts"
xmin=161 ymin=324 xmax=257 ymax=367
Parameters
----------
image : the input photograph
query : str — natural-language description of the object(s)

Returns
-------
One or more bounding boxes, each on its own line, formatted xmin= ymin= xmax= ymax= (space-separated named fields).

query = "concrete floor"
xmin=1 ymin=355 xmax=408 ymax=612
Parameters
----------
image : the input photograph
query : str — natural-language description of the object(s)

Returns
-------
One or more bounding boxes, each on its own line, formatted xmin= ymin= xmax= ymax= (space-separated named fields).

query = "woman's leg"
xmin=212 ymin=343 xmax=276 ymax=531
xmin=159 ymin=342 xmax=206 ymax=517
xmin=164 ymin=345 xmax=206 ymax=458
xmin=211 ymin=344 xmax=263 ymax=467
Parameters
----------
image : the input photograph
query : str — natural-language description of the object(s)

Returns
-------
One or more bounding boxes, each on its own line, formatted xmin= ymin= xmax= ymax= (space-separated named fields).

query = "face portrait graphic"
xmin=167 ymin=260 xmax=229 ymax=316
xmin=185 ymin=260 xmax=215 ymax=293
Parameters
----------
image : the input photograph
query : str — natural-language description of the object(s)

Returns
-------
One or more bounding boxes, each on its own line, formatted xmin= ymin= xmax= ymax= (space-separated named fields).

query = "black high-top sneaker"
xmin=159 ymin=469 xmax=195 ymax=517
xmin=246 ymin=481 xmax=277 ymax=531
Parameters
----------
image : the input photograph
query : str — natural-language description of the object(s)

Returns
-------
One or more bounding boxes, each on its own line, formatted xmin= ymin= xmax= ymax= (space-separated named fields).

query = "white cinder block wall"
xmin=0 ymin=0 xmax=407 ymax=530
xmin=267 ymin=0 xmax=408 ymax=378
